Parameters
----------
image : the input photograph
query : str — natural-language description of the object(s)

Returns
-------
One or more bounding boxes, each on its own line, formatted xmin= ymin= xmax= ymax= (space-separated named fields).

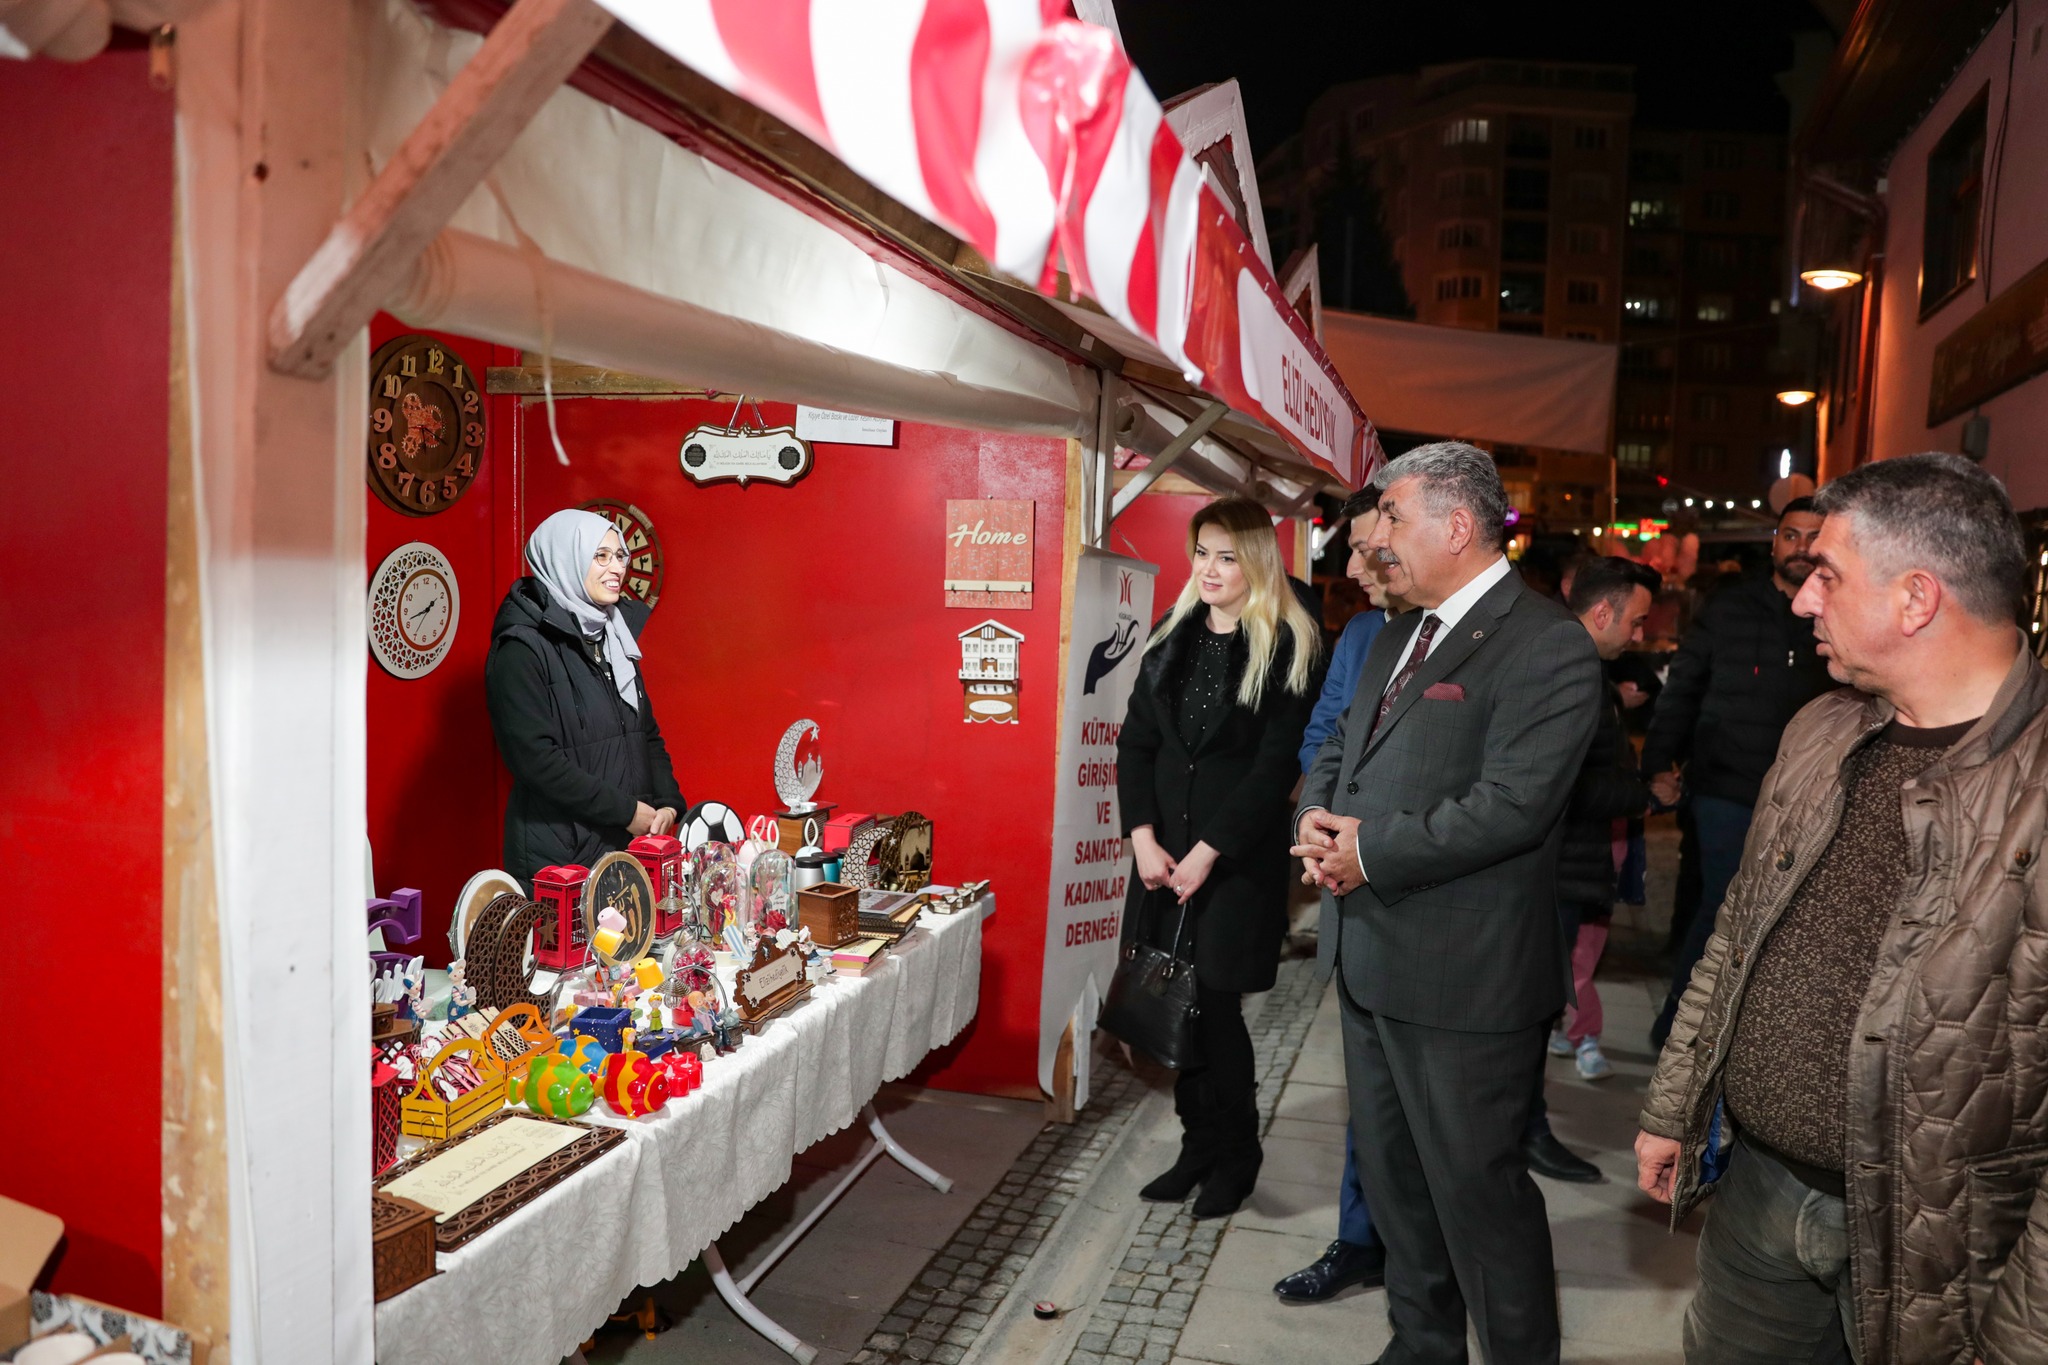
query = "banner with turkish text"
xmin=1039 ymin=547 xmax=1154 ymax=1103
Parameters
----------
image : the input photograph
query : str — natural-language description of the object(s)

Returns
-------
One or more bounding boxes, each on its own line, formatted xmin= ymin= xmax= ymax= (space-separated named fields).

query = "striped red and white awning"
xmin=592 ymin=0 xmax=1378 ymax=488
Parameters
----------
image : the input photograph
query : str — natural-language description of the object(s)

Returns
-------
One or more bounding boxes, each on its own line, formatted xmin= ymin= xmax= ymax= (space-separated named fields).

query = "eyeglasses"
xmin=592 ymin=549 xmax=631 ymax=567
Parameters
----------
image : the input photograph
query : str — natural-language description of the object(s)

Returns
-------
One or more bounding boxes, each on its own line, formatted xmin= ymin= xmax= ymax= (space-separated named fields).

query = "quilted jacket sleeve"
xmin=1980 ymin=1177 xmax=2048 ymax=1365
xmin=1640 ymin=920 xmax=1730 ymax=1138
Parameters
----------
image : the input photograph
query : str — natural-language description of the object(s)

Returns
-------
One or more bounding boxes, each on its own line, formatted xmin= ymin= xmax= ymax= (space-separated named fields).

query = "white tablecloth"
xmin=374 ymin=897 xmax=986 ymax=1365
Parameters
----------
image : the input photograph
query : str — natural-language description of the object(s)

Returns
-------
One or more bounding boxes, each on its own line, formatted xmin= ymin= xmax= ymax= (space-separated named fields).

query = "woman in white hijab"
xmin=485 ymin=508 xmax=686 ymax=885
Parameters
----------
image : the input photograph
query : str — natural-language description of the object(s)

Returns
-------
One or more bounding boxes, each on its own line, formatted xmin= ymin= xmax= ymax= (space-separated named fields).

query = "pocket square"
xmin=1422 ymin=682 xmax=1465 ymax=701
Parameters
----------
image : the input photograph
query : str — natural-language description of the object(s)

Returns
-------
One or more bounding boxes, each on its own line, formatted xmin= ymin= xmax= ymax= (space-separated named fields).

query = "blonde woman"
xmin=1115 ymin=497 xmax=1323 ymax=1218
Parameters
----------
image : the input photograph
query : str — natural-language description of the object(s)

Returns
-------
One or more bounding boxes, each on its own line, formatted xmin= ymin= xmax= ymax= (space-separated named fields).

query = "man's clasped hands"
xmin=1292 ymin=809 xmax=1367 ymax=896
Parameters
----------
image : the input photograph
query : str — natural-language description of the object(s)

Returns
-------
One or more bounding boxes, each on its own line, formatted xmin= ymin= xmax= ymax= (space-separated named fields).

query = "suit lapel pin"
xmin=1472 ymin=630 xmax=1484 ymax=639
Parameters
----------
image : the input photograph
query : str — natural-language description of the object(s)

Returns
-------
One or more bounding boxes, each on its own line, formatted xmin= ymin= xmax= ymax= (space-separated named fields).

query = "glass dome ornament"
xmin=693 ymin=842 xmax=744 ymax=940
xmin=750 ymin=849 xmax=796 ymax=936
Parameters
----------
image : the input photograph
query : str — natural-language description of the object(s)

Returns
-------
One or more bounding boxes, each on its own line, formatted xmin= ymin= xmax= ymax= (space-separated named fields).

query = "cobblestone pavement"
xmin=849 ymin=956 xmax=1329 ymax=1365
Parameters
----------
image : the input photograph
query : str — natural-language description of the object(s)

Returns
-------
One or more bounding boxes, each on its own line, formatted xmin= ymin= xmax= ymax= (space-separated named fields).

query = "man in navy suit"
xmin=1296 ymin=442 xmax=1600 ymax=1365
xmin=1274 ymin=484 xmax=1408 ymax=1303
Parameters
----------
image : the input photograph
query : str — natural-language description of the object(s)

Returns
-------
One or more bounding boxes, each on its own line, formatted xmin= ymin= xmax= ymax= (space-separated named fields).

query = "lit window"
xmin=1617 ymin=442 xmax=1656 ymax=469
xmin=1435 ymin=274 xmax=1486 ymax=301
xmin=1629 ymin=198 xmax=1675 ymax=229
xmin=1624 ymin=295 xmax=1666 ymax=319
xmin=1696 ymin=294 xmax=1733 ymax=322
xmin=1442 ymin=117 xmax=1491 ymax=146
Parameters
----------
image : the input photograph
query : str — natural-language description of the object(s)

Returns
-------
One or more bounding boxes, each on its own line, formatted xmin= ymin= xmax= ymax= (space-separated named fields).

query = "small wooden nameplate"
xmin=735 ymin=938 xmax=812 ymax=1031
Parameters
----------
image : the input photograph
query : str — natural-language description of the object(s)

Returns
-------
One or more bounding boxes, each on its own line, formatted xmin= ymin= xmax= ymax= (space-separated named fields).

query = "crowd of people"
xmin=1111 ymin=442 xmax=2048 ymax=1365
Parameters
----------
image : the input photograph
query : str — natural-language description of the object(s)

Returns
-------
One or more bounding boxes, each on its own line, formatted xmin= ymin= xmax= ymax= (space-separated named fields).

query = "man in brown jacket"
xmin=1635 ymin=453 xmax=2046 ymax=1364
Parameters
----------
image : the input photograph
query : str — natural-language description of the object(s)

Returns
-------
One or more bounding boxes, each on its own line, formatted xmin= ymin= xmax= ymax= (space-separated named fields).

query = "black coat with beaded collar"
xmin=1115 ymin=609 xmax=1320 ymax=994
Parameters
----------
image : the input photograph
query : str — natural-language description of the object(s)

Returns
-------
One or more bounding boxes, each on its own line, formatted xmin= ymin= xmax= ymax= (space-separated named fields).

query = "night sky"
xmin=1114 ymin=0 xmax=1837 ymax=157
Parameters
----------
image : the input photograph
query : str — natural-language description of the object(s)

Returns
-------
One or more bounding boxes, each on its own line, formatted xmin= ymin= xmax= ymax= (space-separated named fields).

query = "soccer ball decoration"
xmin=680 ymin=801 xmax=746 ymax=850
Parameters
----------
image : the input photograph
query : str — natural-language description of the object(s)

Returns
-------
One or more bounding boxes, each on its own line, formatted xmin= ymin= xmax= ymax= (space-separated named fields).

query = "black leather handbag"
xmin=1100 ymin=890 xmax=1202 ymax=1070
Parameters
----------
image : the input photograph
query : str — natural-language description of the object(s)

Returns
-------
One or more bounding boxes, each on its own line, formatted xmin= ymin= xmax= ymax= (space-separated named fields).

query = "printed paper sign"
xmin=945 ymin=499 xmax=1035 ymax=609
xmin=1039 ymin=549 xmax=1155 ymax=1105
xmin=796 ymin=406 xmax=897 ymax=446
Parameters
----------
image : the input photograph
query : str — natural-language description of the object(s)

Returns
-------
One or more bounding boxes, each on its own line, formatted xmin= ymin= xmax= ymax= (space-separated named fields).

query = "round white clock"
xmin=369 ymin=541 xmax=460 ymax=678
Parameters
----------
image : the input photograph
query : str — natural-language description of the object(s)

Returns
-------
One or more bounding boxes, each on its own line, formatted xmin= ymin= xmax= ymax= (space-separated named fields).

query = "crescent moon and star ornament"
xmin=774 ymin=720 xmax=824 ymax=811
xmin=368 ymin=541 xmax=460 ymax=678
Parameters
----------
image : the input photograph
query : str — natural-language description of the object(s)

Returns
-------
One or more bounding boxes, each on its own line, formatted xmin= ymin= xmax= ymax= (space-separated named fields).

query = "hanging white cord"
xmin=485 ymin=178 xmax=573 ymax=465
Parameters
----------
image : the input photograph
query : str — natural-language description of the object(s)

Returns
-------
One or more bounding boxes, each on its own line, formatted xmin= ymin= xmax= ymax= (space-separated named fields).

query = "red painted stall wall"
xmin=360 ymin=337 xmax=1069 ymax=1096
xmin=0 ymin=52 xmax=171 ymax=1315
xmin=363 ymin=319 xmax=523 ymax=960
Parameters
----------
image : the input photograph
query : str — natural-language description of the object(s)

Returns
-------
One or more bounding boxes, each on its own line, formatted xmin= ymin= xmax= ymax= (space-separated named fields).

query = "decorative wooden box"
xmin=401 ymin=1037 xmax=507 ymax=1142
xmin=372 ymin=1192 xmax=441 ymax=1302
xmin=797 ymin=881 xmax=861 ymax=947
xmin=373 ymin=1052 xmax=406 ymax=1176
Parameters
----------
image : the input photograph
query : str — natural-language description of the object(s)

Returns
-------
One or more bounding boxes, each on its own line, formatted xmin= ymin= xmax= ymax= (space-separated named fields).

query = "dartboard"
xmin=368 ymin=542 xmax=459 ymax=678
xmin=680 ymin=801 xmax=746 ymax=851
xmin=578 ymin=498 xmax=664 ymax=608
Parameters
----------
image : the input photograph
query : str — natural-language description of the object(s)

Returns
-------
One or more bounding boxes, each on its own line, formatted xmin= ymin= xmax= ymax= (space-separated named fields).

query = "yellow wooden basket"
xmin=401 ymin=1037 xmax=507 ymax=1142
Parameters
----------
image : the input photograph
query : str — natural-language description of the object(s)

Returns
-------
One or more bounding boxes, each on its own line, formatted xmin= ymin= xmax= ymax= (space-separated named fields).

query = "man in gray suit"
xmin=1294 ymin=442 xmax=1600 ymax=1365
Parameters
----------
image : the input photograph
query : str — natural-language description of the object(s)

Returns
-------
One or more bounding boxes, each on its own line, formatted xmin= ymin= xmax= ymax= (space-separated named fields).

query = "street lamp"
xmin=1799 ymin=266 xmax=1864 ymax=291
xmin=1776 ymin=388 xmax=1817 ymax=406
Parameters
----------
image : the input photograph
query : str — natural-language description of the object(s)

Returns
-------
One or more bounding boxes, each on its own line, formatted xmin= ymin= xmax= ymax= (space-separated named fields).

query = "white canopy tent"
xmin=1320 ymin=309 xmax=1618 ymax=456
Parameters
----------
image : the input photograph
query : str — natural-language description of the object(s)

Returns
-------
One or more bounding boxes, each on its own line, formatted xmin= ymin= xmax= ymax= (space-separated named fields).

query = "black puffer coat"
xmin=485 ymin=578 xmax=685 ymax=885
xmin=1116 ymin=612 xmax=1319 ymax=994
xmin=1557 ymin=680 xmax=1650 ymax=911
xmin=1641 ymin=573 xmax=1832 ymax=806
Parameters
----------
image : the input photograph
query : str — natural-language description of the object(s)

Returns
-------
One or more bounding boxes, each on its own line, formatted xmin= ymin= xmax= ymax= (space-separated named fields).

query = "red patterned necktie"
xmin=1367 ymin=613 xmax=1441 ymax=744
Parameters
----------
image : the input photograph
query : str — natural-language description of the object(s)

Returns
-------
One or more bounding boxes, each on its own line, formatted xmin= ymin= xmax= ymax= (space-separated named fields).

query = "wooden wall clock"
xmin=369 ymin=542 xmax=459 ymax=678
xmin=368 ymin=334 xmax=485 ymax=516
xmin=578 ymin=498 xmax=664 ymax=608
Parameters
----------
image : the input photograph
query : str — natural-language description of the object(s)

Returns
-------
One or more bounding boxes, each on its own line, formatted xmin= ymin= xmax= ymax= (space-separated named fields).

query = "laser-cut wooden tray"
xmin=374 ymin=1110 xmax=626 ymax=1252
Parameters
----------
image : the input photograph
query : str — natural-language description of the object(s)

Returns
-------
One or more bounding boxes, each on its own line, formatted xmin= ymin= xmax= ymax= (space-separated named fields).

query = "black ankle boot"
xmin=1143 ymin=1070 xmax=1218 ymax=1201
xmin=1190 ymin=1141 xmax=1261 ymax=1218
xmin=1140 ymin=1146 xmax=1215 ymax=1201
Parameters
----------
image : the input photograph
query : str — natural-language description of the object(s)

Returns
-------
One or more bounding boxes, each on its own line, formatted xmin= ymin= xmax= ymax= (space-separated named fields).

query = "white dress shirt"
xmin=1384 ymin=552 xmax=1512 ymax=686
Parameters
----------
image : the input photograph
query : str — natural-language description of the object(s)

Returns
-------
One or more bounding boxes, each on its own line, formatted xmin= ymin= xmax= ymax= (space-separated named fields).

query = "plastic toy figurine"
xmin=394 ymin=956 xmax=427 ymax=1022
xmin=446 ymin=959 xmax=476 ymax=1019
xmin=601 ymin=1050 xmax=671 ymax=1118
xmin=511 ymin=1052 xmax=595 ymax=1118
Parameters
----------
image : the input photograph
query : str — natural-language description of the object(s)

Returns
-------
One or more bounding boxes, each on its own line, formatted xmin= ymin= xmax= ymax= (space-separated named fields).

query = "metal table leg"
xmin=701 ymin=1101 xmax=955 ymax=1361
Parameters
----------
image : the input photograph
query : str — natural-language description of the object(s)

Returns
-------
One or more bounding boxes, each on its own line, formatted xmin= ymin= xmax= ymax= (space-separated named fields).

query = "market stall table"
xmin=374 ymin=893 xmax=988 ymax=1365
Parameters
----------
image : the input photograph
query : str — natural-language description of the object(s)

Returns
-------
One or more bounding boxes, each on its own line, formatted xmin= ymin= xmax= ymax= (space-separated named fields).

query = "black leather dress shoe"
xmin=1523 ymin=1130 xmax=1603 ymax=1183
xmin=1272 ymin=1239 xmax=1386 ymax=1301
